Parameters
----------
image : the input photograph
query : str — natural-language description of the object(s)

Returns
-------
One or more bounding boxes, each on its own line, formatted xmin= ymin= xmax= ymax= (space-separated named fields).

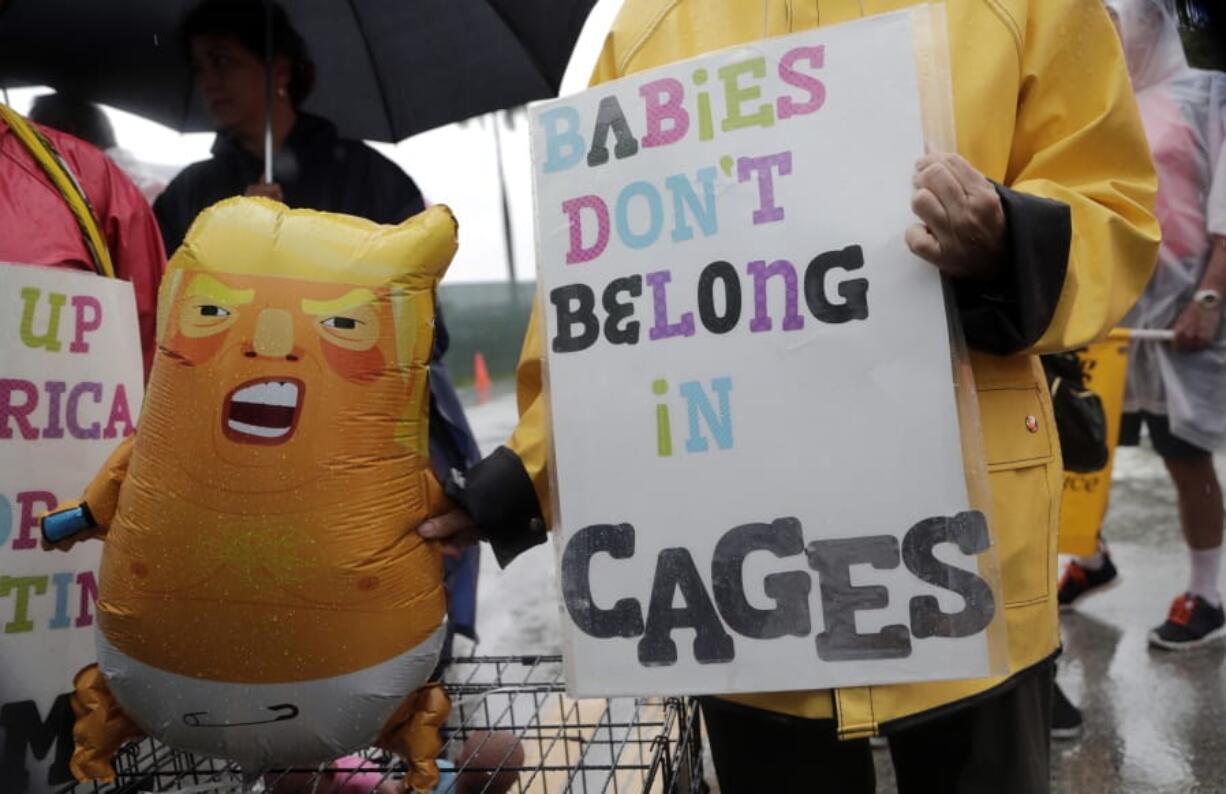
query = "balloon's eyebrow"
xmin=302 ymin=289 xmax=377 ymax=316
xmin=185 ymin=274 xmax=255 ymax=306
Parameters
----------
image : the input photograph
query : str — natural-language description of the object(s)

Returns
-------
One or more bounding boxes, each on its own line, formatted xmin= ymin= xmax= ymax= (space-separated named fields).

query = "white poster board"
xmin=0 ymin=263 xmax=144 ymax=793
xmin=530 ymin=11 xmax=1004 ymax=698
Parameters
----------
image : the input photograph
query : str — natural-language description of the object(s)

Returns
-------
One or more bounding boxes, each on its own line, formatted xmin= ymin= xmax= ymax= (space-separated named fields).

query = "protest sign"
xmin=529 ymin=10 xmax=1005 ymax=698
xmin=0 ymin=263 xmax=143 ymax=792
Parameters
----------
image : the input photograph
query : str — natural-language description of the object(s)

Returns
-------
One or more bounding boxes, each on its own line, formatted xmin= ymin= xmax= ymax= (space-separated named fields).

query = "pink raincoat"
xmin=0 ymin=117 xmax=165 ymax=376
xmin=1116 ymin=0 xmax=1226 ymax=451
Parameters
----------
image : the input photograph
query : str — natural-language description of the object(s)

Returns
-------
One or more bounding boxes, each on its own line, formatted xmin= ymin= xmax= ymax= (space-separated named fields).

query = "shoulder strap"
xmin=0 ymin=104 xmax=116 ymax=279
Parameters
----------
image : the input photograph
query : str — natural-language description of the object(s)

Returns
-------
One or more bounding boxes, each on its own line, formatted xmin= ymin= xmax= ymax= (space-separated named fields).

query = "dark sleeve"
xmin=952 ymin=183 xmax=1072 ymax=356
xmin=444 ymin=446 xmax=547 ymax=568
xmin=432 ymin=303 xmax=450 ymax=360
xmin=362 ymin=146 xmax=426 ymax=224
xmin=152 ymin=177 xmax=190 ymax=256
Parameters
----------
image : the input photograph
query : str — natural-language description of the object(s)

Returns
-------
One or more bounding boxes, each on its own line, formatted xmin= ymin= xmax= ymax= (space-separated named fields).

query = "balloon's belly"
xmin=97 ymin=623 xmax=447 ymax=771
xmin=97 ymin=531 xmax=447 ymax=681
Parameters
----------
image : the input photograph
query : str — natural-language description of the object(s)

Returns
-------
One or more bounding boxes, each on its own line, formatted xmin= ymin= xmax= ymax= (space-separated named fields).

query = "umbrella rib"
xmin=344 ymin=0 xmax=398 ymax=141
xmin=481 ymin=0 xmax=557 ymax=91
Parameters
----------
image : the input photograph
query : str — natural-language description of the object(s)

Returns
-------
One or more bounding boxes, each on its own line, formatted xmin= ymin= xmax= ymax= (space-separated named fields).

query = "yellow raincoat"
xmin=481 ymin=0 xmax=1158 ymax=737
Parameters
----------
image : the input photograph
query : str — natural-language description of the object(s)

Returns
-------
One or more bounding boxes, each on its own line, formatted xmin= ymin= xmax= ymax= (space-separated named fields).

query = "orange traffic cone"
xmin=474 ymin=351 xmax=491 ymax=404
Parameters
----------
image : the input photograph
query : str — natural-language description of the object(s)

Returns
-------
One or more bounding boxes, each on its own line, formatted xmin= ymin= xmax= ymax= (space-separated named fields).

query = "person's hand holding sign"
xmin=906 ymin=153 xmax=1007 ymax=280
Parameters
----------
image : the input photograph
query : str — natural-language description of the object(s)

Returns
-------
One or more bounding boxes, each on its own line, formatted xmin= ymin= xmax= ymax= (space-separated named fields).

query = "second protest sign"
xmin=530 ymin=10 xmax=1003 ymax=697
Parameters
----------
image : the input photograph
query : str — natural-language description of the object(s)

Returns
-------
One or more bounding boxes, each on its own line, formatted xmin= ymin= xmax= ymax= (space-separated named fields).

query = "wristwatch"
xmin=1194 ymin=289 xmax=1222 ymax=310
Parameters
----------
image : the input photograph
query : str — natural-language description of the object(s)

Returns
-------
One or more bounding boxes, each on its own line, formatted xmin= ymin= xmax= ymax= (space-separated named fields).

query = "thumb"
xmin=418 ymin=517 xmax=445 ymax=538
xmin=419 ymin=509 xmax=473 ymax=539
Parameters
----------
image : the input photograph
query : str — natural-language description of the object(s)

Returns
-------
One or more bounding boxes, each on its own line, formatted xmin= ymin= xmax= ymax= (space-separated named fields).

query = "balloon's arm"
xmin=41 ymin=435 xmax=136 ymax=550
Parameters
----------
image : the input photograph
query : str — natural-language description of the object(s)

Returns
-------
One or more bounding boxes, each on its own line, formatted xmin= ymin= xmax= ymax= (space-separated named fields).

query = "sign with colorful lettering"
xmin=530 ymin=11 xmax=1005 ymax=697
xmin=0 ymin=263 xmax=143 ymax=792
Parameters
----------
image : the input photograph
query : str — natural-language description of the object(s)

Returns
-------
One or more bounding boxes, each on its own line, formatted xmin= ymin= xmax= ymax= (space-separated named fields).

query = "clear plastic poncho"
xmin=1114 ymin=0 xmax=1226 ymax=451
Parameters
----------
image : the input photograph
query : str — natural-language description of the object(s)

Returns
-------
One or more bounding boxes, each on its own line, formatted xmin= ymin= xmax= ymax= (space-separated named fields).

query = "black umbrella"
xmin=0 ymin=0 xmax=596 ymax=144
xmin=0 ymin=0 xmax=597 ymax=278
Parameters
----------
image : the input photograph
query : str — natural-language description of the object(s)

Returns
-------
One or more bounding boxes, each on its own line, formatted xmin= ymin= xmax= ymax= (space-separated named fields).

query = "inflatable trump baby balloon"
xmin=41 ymin=198 xmax=457 ymax=790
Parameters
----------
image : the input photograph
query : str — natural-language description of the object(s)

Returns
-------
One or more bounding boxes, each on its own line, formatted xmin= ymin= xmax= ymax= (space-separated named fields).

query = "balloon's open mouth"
xmin=222 ymin=378 xmax=304 ymax=445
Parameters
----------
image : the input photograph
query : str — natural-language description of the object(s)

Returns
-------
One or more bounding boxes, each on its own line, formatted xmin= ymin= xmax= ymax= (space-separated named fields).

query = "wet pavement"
xmin=1048 ymin=446 xmax=1226 ymax=794
xmin=460 ymin=388 xmax=1226 ymax=793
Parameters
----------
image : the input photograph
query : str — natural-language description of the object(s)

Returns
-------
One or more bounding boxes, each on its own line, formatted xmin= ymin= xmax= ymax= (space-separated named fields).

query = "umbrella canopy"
xmin=0 ymin=0 xmax=597 ymax=142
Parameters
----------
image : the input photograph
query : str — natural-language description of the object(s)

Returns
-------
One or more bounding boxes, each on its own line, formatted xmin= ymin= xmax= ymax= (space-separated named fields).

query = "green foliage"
xmin=438 ymin=281 xmax=535 ymax=383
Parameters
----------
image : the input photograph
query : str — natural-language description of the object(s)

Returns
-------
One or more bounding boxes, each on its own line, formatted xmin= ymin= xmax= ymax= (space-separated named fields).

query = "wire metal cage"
xmin=58 ymin=655 xmax=706 ymax=794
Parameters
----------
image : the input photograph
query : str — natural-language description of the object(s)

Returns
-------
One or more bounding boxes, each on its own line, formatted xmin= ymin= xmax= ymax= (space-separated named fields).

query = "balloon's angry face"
xmin=151 ymin=269 xmax=423 ymax=489
xmin=144 ymin=198 xmax=454 ymax=498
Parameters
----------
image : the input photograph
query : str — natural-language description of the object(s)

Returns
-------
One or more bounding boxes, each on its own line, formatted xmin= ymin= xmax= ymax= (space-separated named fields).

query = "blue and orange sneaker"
xmin=1148 ymin=593 xmax=1226 ymax=651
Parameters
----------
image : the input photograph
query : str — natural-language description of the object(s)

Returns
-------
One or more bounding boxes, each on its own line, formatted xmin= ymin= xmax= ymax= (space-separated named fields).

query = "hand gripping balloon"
xmin=41 ymin=198 xmax=458 ymax=791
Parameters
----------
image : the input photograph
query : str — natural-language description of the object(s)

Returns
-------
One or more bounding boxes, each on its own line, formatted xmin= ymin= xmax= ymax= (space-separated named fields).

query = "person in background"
xmin=151 ymin=0 xmax=423 ymax=251
xmin=27 ymin=93 xmax=168 ymax=202
xmin=154 ymin=0 xmax=483 ymax=650
xmin=1060 ymin=0 xmax=1226 ymax=651
xmin=1042 ymin=348 xmax=1113 ymax=740
xmin=418 ymin=0 xmax=1160 ymax=792
xmin=26 ymin=93 xmax=114 ymax=150
xmin=0 ymin=103 xmax=164 ymax=376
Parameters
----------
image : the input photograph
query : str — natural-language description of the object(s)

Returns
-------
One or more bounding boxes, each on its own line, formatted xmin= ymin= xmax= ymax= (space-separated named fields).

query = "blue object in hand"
xmin=42 ymin=504 xmax=96 ymax=545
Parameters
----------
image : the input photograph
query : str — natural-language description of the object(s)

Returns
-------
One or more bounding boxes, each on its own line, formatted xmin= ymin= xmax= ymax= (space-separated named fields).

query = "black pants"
xmin=700 ymin=660 xmax=1053 ymax=794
